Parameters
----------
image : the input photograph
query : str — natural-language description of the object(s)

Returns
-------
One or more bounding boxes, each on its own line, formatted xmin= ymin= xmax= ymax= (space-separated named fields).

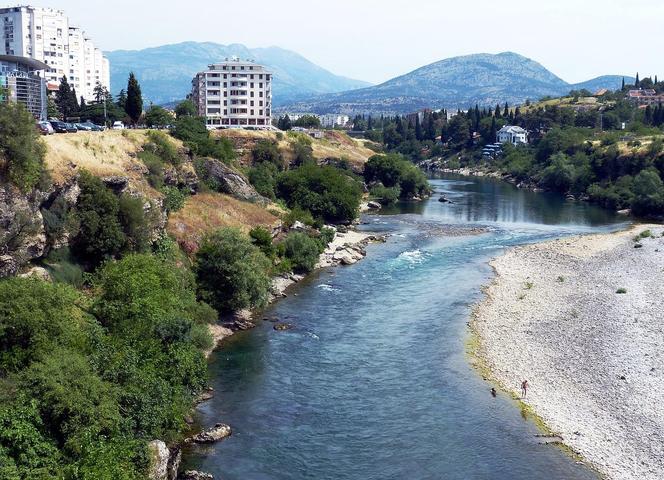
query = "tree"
xmin=125 ymin=73 xmax=143 ymax=125
xmin=0 ymin=101 xmax=47 ymax=191
xmin=292 ymin=114 xmax=321 ymax=129
xmin=195 ymin=228 xmax=272 ymax=312
xmin=144 ymin=105 xmax=173 ymax=127
xmin=277 ymin=114 xmax=292 ymax=131
xmin=635 ymin=72 xmax=640 ymax=88
xmin=632 ymin=168 xmax=664 ymax=215
xmin=174 ymin=99 xmax=196 ymax=118
xmin=93 ymin=82 xmax=107 ymax=104
xmin=251 ymin=139 xmax=283 ymax=168
xmin=116 ymin=89 xmax=127 ymax=111
xmin=55 ymin=75 xmax=79 ymax=121
xmin=621 ymin=77 xmax=625 ymax=90
xmin=283 ymin=232 xmax=321 ymax=273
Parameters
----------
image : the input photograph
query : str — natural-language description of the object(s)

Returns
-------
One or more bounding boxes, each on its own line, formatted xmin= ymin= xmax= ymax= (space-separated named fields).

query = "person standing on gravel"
xmin=521 ymin=380 xmax=529 ymax=398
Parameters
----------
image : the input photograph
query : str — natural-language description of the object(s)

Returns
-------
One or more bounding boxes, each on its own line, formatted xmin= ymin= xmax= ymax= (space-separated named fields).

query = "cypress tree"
xmin=126 ymin=72 xmax=143 ymax=125
xmin=55 ymin=75 xmax=78 ymax=121
xmin=503 ymin=102 xmax=509 ymax=118
xmin=635 ymin=72 xmax=640 ymax=88
xmin=494 ymin=104 xmax=501 ymax=118
xmin=415 ymin=115 xmax=423 ymax=141
xmin=621 ymin=77 xmax=625 ymax=90
xmin=117 ymin=89 xmax=127 ymax=110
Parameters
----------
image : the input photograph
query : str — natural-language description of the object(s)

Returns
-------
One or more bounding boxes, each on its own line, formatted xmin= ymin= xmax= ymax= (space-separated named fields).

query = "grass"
xmin=524 ymin=281 xmax=534 ymax=290
xmin=616 ymin=288 xmax=627 ymax=294
xmin=167 ymin=192 xmax=280 ymax=253
xmin=556 ymin=276 xmax=565 ymax=283
xmin=633 ymin=230 xmax=652 ymax=242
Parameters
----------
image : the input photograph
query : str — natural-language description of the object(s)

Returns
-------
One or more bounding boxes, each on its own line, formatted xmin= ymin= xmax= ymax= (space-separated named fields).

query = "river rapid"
xmin=182 ymin=175 xmax=628 ymax=480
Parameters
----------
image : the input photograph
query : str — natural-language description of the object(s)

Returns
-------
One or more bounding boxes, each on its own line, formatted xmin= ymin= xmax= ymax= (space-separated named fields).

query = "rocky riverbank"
xmin=471 ymin=224 xmax=664 ymax=480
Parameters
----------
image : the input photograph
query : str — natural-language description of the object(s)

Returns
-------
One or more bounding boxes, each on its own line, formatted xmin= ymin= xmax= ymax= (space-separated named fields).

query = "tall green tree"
xmin=125 ymin=73 xmax=143 ymax=125
xmin=175 ymin=99 xmax=196 ymax=118
xmin=55 ymin=76 xmax=79 ymax=121
xmin=116 ymin=89 xmax=127 ymax=111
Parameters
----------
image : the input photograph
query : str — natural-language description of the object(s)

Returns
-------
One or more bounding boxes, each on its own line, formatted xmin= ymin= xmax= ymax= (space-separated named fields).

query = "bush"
xmin=195 ymin=228 xmax=271 ymax=312
xmin=171 ymin=117 xmax=235 ymax=162
xmin=162 ymin=186 xmax=187 ymax=213
xmin=118 ymin=194 xmax=152 ymax=253
xmin=249 ymin=226 xmax=275 ymax=258
xmin=283 ymin=232 xmax=321 ymax=273
xmin=0 ymin=101 xmax=47 ymax=191
xmin=631 ymin=168 xmax=664 ymax=215
xmin=277 ymin=164 xmax=362 ymax=223
xmin=370 ymin=185 xmax=400 ymax=205
xmin=72 ymin=171 xmax=125 ymax=264
xmin=144 ymin=130 xmax=180 ymax=166
xmin=282 ymin=207 xmax=317 ymax=229
xmin=248 ymin=162 xmax=278 ymax=200
xmin=137 ymin=151 xmax=164 ymax=189
xmin=290 ymin=135 xmax=314 ymax=166
xmin=364 ymin=154 xmax=430 ymax=198
xmin=252 ymin=139 xmax=283 ymax=169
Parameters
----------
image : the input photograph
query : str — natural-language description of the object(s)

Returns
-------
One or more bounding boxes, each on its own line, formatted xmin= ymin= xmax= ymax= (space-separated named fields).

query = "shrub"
xmin=171 ymin=117 xmax=235 ymax=162
xmin=370 ymin=185 xmax=400 ymax=205
xmin=283 ymin=232 xmax=321 ymax=273
xmin=282 ymin=207 xmax=316 ymax=229
xmin=248 ymin=162 xmax=278 ymax=200
xmin=0 ymin=101 xmax=47 ymax=192
xmin=145 ymin=130 xmax=180 ymax=166
xmin=277 ymin=164 xmax=362 ymax=223
xmin=249 ymin=226 xmax=275 ymax=258
xmin=252 ymin=139 xmax=283 ymax=169
xmin=195 ymin=228 xmax=271 ymax=312
xmin=162 ymin=186 xmax=187 ymax=213
xmin=364 ymin=154 xmax=430 ymax=198
xmin=118 ymin=194 xmax=152 ymax=253
xmin=138 ymin=151 xmax=164 ymax=189
xmin=616 ymin=288 xmax=627 ymax=294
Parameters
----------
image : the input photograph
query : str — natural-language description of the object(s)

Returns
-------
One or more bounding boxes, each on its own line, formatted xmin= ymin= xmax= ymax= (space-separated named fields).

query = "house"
xmin=627 ymin=89 xmax=664 ymax=106
xmin=497 ymin=125 xmax=528 ymax=145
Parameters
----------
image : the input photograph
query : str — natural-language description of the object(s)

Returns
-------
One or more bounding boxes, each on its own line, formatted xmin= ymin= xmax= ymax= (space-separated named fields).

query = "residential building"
xmin=192 ymin=58 xmax=272 ymax=128
xmin=319 ymin=113 xmax=349 ymax=128
xmin=627 ymin=89 xmax=664 ymax=106
xmin=497 ymin=125 xmax=528 ymax=145
xmin=0 ymin=5 xmax=110 ymax=102
xmin=0 ymin=54 xmax=47 ymax=119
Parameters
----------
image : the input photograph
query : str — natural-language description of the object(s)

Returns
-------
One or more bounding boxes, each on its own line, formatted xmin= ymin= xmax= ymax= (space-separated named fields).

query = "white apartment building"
xmin=192 ymin=58 xmax=272 ymax=128
xmin=0 ymin=5 xmax=110 ymax=102
xmin=319 ymin=114 xmax=350 ymax=128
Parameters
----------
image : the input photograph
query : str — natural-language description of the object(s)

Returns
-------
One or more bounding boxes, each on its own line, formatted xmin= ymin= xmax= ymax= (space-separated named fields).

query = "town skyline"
xmin=3 ymin=0 xmax=662 ymax=85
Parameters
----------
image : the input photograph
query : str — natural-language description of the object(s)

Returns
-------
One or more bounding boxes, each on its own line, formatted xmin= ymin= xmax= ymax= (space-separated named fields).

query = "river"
xmin=181 ymin=175 xmax=628 ymax=480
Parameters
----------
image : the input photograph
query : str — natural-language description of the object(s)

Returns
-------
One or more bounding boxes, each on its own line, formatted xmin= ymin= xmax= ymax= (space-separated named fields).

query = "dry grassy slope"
xmin=216 ymin=129 xmax=377 ymax=170
xmin=167 ymin=193 xmax=281 ymax=252
xmin=42 ymin=130 xmax=284 ymax=246
xmin=42 ymin=130 xmax=178 ymax=196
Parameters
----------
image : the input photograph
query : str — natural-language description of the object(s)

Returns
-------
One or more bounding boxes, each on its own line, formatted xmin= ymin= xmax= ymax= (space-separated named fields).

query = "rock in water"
xmin=367 ymin=201 xmax=382 ymax=210
xmin=181 ymin=471 xmax=214 ymax=480
xmin=191 ymin=423 xmax=232 ymax=443
xmin=273 ymin=322 xmax=294 ymax=331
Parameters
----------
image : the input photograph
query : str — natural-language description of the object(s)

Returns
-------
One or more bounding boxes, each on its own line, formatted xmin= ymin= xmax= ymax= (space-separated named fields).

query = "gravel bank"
xmin=472 ymin=224 xmax=664 ymax=480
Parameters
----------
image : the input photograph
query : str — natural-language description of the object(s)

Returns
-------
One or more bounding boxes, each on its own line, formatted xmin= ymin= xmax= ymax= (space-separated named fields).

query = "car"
xmin=75 ymin=123 xmax=93 ymax=131
xmin=36 ymin=121 xmax=54 ymax=135
xmin=64 ymin=123 xmax=78 ymax=133
xmin=80 ymin=121 xmax=104 ymax=131
xmin=49 ymin=120 xmax=69 ymax=133
xmin=112 ymin=121 xmax=125 ymax=130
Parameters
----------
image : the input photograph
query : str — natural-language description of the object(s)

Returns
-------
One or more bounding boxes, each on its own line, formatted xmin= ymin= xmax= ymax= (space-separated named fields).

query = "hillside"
xmin=106 ymin=42 xmax=371 ymax=106
xmin=280 ymin=52 xmax=632 ymax=114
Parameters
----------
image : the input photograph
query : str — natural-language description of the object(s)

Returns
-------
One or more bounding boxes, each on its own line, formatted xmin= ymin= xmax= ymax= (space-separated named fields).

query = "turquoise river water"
xmin=181 ymin=175 xmax=628 ymax=480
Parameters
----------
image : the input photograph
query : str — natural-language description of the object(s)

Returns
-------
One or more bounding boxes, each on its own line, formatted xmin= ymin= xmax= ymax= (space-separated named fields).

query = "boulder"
xmin=191 ymin=423 xmax=232 ymax=444
xmin=273 ymin=322 xmax=294 ymax=331
xmin=147 ymin=440 xmax=170 ymax=480
xmin=101 ymin=175 xmax=129 ymax=193
xmin=181 ymin=472 xmax=214 ymax=480
xmin=198 ymin=158 xmax=267 ymax=203
xmin=367 ymin=201 xmax=382 ymax=210
xmin=18 ymin=266 xmax=51 ymax=281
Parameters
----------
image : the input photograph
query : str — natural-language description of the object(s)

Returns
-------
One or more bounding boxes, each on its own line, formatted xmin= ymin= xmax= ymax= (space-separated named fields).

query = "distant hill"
xmin=105 ymin=42 xmax=371 ymax=106
xmin=280 ymin=52 xmax=632 ymax=115
xmin=571 ymin=75 xmax=633 ymax=93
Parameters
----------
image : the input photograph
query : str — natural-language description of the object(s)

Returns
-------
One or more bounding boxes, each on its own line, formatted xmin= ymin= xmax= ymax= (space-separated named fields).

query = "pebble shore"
xmin=472 ymin=224 xmax=664 ymax=479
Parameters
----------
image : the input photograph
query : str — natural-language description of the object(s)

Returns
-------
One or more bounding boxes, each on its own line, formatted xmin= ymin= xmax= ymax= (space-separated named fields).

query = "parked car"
xmin=112 ymin=121 xmax=125 ymax=130
xmin=64 ymin=123 xmax=78 ymax=133
xmin=75 ymin=123 xmax=93 ymax=131
xmin=80 ymin=121 xmax=104 ymax=131
xmin=49 ymin=120 xmax=69 ymax=133
xmin=36 ymin=121 xmax=54 ymax=135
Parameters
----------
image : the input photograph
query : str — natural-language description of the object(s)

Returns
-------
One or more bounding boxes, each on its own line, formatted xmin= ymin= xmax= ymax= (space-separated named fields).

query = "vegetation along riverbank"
xmin=0 ymin=96 xmax=428 ymax=478
xmin=471 ymin=224 xmax=664 ymax=480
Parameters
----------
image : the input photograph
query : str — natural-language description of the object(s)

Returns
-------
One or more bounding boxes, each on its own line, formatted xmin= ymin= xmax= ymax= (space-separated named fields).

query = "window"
xmin=251 ymin=110 xmax=254 ymax=115
xmin=259 ymin=110 xmax=263 ymax=116
xmin=250 ymin=82 xmax=254 ymax=88
xmin=250 ymin=101 xmax=254 ymax=106
xmin=259 ymin=100 xmax=263 ymax=106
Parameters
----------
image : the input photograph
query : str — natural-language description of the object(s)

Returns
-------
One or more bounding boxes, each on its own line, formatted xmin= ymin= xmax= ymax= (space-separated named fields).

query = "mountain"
xmin=571 ymin=75 xmax=633 ymax=93
xmin=105 ymin=42 xmax=371 ymax=106
xmin=280 ymin=52 xmax=632 ymax=115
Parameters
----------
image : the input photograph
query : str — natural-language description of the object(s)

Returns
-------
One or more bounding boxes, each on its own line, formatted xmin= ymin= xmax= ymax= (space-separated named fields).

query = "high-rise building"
xmin=0 ymin=5 xmax=110 ymax=102
xmin=192 ymin=58 xmax=272 ymax=128
xmin=0 ymin=54 xmax=47 ymax=119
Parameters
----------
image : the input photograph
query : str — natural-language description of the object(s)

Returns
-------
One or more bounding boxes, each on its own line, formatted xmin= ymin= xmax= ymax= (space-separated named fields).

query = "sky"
xmin=6 ymin=0 xmax=663 ymax=84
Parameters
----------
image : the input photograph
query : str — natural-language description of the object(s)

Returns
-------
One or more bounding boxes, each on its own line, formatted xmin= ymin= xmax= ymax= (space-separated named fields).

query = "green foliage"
xmin=0 ymin=101 xmax=47 ymax=192
xmin=125 ymin=73 xmax=143 ymax=125
xmin=248 ymin=162 xmax=278 ymax=200
xmin=54 ymin=75 xmax=79 ymax=121
xmin=72 ymin=171 xmax=125 ymax=263
xmin=162 ymin=186 xmax=187 ymax=213
xmin=282 ymin=206 xmax=317 ymax=229
xmin=370 ymin=184 xmax=400 ymax=205
xmin=290 ymin=135 xmax=315 ymax=166
xmin=252 ymin=139 xmax=283 ymax=169
xmin=171 ymin=117 xmax=235 ymax=161
xmin=632 ymin=168 xmax=664 ymax=215
xmin=138 ymin=150 xmax=164 ymax=189
xmin=174 ymin=100 xmax=196 ymax=119
xmin=143 ymin=106 xmax=172 ymax=128
xmin=144 ymin=130 xmax=180 ymax=166
xmin=616 ymin=288 xmax=627 ymax=294
xmin=283 ymin=232 xmax=321 ymax=273
xmin=364 ymin=154 xmax=430 ymax=199
xmin=292 ymin=114 xmax=321 ymax=129
xmin=195 ymin=228 xmax=271 ymax=312
xmin=249 ymin=226 xmax=275 ymax=258
xmin=277 ymin=164 xmax=362 ymax=223
xmin=118 ymin=194 xmax=152 ymax=253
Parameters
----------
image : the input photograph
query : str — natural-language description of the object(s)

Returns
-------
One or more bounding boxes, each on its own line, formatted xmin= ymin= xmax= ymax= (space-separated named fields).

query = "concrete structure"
xmin=0 ymin=54 xmax=47 ymax=119
xmin=192 ymin=58 xmax=272 ymax=128
xmin=627 ymin=89 xmax=664 ymax=106
xmin=0 ymin=5 xmax=110 ymax=102
xmin=319 ymin=113 xmax=349 ymax=128
xmin=497 ymin=125 xmax=528 ymax=145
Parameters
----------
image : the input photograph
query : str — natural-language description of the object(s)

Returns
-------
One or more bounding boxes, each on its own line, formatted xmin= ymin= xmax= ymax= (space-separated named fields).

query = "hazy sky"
xmin=7 ymin=0 xmax=663 ymax=84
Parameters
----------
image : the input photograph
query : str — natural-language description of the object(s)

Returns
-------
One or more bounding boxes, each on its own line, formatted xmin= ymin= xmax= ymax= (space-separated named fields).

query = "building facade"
xmin=0 ymin=6 xmax=110 ymax=102
xmin=497 ymin=125 xmax=527 ymax=145
xmin=192 ymin=58 xmax=272 ymax=128
xmin=319 ymin=114 xmax=350 ymax=128
xmin=627 ymin=89 xmax=664 ymax=106
xmin=0 ymin=54 xmax=47 ymax=119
